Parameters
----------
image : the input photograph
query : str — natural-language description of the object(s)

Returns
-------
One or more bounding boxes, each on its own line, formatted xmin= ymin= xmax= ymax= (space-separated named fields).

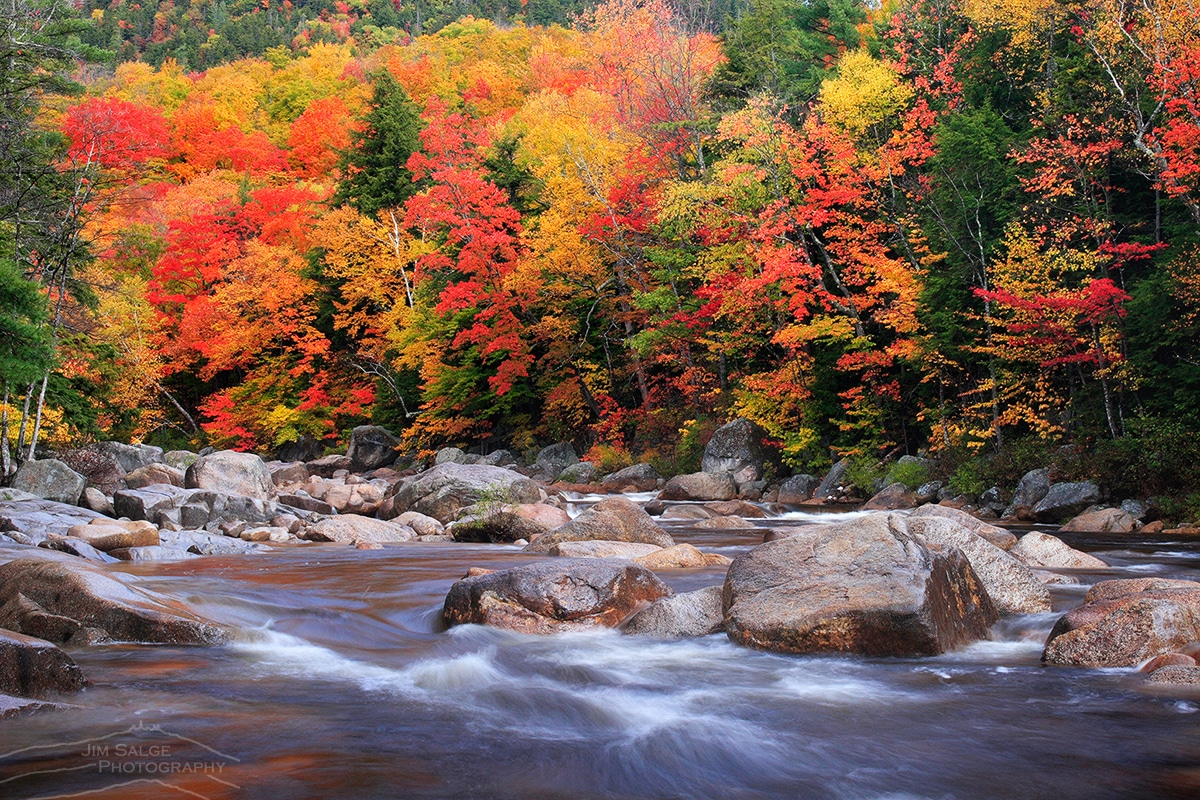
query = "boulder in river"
xmin=1009 ymin=531 xmax=1108 ymax=570
xmin=305 ymin=517 xmax=416 ymax=544
xmin=389 ymin=463 xmax=541 ymax=524
xmin=658 ymin=471 xmax=737 ymax=502
xmin=600 ymin=463 xmax=661 ymax=492
xmin=0 ymin=629 xmax=88 ymax=698
xmin=549 ymin=541 xmax=663 ymax=559
xmin=123 ymin=463 xmax=185 ymax=489
xmin=11 ymin=459 xmax=86 ymax=505
xmin=634 ymin=544 xmax=731 ymax=569
xmin=908 ymin=504 xmax=1018 ymax=550
xmin=1043 ymin=578 xmax=1200 ymax=667
xmin=347 ymin=425 xmax=401 ymax=472
xmin=702 ymin=418 xmax=769 ymax=484
xmin=777 ymin=474 xmax=821 ymax=505
xmin=861 ymin=482 xmax=918 ymax=511
xmin=813 ymin=458 xmax=852 ymax=502
xmin=534 ymin=442 xmax=579 ymax=480
xmin=0 ymin=557 xmax=227 ymax=645
xmin=442 ymin=558 xmax=671 ymax=634
xmin=623 ymin=586 xmax=726 ymax=639
xmin=1003 ymin=468 xmax=1051 ymax=520
xmin=66 ymin=519 xmax=160 ymax=552
xmin=723 ymin=512 xmax=998 ymax=656
xmin=524 ymin=496 xmax=674 ymax=553
xmin=185 ymin=450 xmax=275 ymax=500
xmin=1060 ymin=507 xmax=1140 ymax=534
xmin=1032 ymin=481 xmax=1102 ymax=523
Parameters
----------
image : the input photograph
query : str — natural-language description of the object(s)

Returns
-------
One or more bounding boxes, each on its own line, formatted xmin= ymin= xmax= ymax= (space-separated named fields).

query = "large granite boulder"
xmin=813 ymin=458 xmax=852 ymax=502
xmin=623 ymin=586 xmax=726 ymax=639
xmin=558 ymin=462 xmax=598 ymax=484
xmin=0 ymin=558 xmax=227 ymax=645
xmin=91 ymin=441 xmax=163 ymax=473
xmin=0 ymin=629 xmax=87 ymax=698
xmin=723 ymin=512 xmax=997 ymax=656
xmin=304 ymin=517 xmax=415 ymax=544
xmin=908 ymin=504 xmax=1018 ymax=550
xmin=113 ymin=485 xmax=282 ymax=529
xmin=1009 ymin=531 xmax=1109 ymax=570
xmin=778 ymin=474 xmax=821 ymax=505
xmin=600 ymin=463 xmax=662 ymax=492
xmin=347 ymin=425 xmax=401 ymax=472
xmin=658 ymin=471 xmax=737 ymax=502
xmin=1060 ymin=507 xmax=1140 ymax=534
xmin=1043 ymin=579 xmax=1200 ymax=667
xmin=702 ymin=418 xmax=769 ymax=483
xmin=634 ymin=544 xmax=731 ymax=569
xmin=549 ymin=541 xmax=663 ymax=559
xmin=861 ymin=482 xmax=918 ymax=511
xmin=524 ymin=496 xmax=675 ymax=553
xmin=185 ymin=450 xmax=275 ymax=500
xmin=11 ymin=459 xmax=86 ymax=505
xmin=1033 ymin=481 xmax=1103 ymax=523
xmin=1003 ymin=468 xmax=1051 ymax=519
xmin=442 ymin=559 xmax=671 ymax=634
xmin=903 ymin=516 xmax=1051 ymax=614
xmin=389 ymin=463 xmax=541 ymax=524
xmin=535 ymin=443 xmax=579 ymax=480
xmin=65 ymin=519 xmax=160 ymax=552
xmin=123 ymin=463 xmax=185 ymax=489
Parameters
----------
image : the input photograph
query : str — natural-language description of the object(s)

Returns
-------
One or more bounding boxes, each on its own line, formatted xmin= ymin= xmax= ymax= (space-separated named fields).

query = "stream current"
xmin=2 ymin=502 xmax=1199 ymax=799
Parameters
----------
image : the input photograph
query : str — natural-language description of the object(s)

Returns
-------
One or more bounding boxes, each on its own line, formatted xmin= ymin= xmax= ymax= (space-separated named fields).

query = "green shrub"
xmin=887 ymin=460 xmax=929 ymax=490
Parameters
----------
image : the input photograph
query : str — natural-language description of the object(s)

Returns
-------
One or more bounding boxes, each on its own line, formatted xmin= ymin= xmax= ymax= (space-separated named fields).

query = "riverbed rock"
xmin=442 ymin=559 xmax=672 ymax=634
xmin=1060 ymin=507 xmax=1140 ymax=534
xmin=0 ymin=557 xmax=227 ymax=645
xmin=479 ymin=450 xmax=517 ymax=467
xmin=92 ymin=441 xmax=164 ymax=474
xmin=702 ymin=418 xmax=769 ymax=483
xmin=306 ymin=454 xmax=352 ymax=478
xmin=0 ymin=629 xmax=87 ymax=698
xmin=1032 ymin=481 xmax=1103 ymax=523
xmin=661 ymin=505 xmax=713 ymax=520
xmin=623 ymin=586 xmax=725 ymax=638
xmin=1043 ymin=579 xmax=1200 ymax=667
xmin=185 ymin=450 xmax=275 ymax=500
xmin=904 ymin=516 xmax=1051 ymax=615
xmin=1144 ymin=665 xmax=1200 ymax=686
xmin=158 ymin=529 xmax=267 ymax=556
xmin=123 ymin=463 xmax=185 ymax=489
xmin=862 ymin=482 xmax=918 ymax=511
xmin=113 ymin=485 xmax=281 ymax=529
xmin=705 ymin=500 xmax=767 ymax=518
xmin=11 ymin=459 xmax=86 ymax=505
xmin=347 ymin=425 xmax=401 ymax=472
xmin=694 ymin=515 xmax=756 ymax=530
xmin=109 ymin=545 xmax=200 ymax=562
xmin=778 ymin=475 xmax=821 ymax=505
xmin=80 ymin=487 xmax=115 ymax=517
xmin=600 ymin=463 xmax=661 ymax=492
xmin=391 ymin=511 xmax=444 ymax=537
xmin=267 ymin=461 xmax=309 ymax=488
xmin=813 ymin=459 xmax=852 ymax=502
xmin=0 ymin=497 xmax=110 ymax=544
xmin=389 ymin=463 xmax=541 ymax=525
xmin=524 ymin=496 xmax=674 ymax=553
xmin=549 ymin=541 xmax=664 ymax=559
xmin=908 ymin=504 xmax=1018 ymax=550
xmin=1003 ymin=468 xmax=1051 ymax=520
xmin=66 ymin=520 xmax=160 ymax=552
xmin=558 ymin=462 xmax=597 ymax=484
xmin=39 ymin=537 xmax=121 ymax=563
xmin=635 ymin=544 xmax=732 ymax=569
xmin=305 ymin=517 xmax=416 ymax=544
xmin=321 ymin=482 xmax=385 ymax=515
xmin=658 ymin=472 xmax=737 ymax=502
xmin=723 ymin=512 xmax=998 ymax=656
xmin=535 ymin=443 xmax=579 ymax=480
xmin=1009 ymin=531 xmax=1109 ymax=570
xmin=451 ymin=508 xmax=553 ymax=543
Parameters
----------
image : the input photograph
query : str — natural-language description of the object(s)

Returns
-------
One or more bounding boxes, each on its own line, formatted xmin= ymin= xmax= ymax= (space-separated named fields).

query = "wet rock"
xmin=39 ymin=537 xmax=121 ymax=564
xmin=305 ymin=517 xmax=416 ymax=544
xmin=389 ymin=463 xmax=541 ymax=525
xmin=0 ymin=557 xmax=227 ymax=645
xmin=813 ymin=458 xmax=852 ymax=502
xmin=623 ymin=586 xmax=725 ymax=638
xmin=1140 ymin=653 xmax=1197 ymax=672
xmin=435 ymin=447 xmax=469 ymax=465
xmin=535 ymin=443 xmax=579 ymax=481
xmin=66 ymin=520 xmax=159 ymax=552
xmin=862 ymin=482 xmax=918 ymax=511
xmin=81 ymin=487 xmax=115 ymax=517
xmin=11 ymin=459 xmax=86 ymax=505
xmin=705 ymin=500 xmax=767 ymax=518
xmin=1043 ymin=579 xmax=1200 ymax=667
xmin=600 ymin=463 xmax=662 ymax=492
xmin=1144 ymin=665 xmax=1200 ymax=685
xmin=185 ymin=450 xmax=275 ymax=500
xmin=904 ymin=516 xmax=1051 ymax=615
xmin=306 ymin=454 xmax=352 ymax=478
xmin=635 ymin=544 xmax=732 ymax=569
xmin=777 ymin=474 xmax=821 ymax=505
xmin=524 ymin=496 xmax=674 ymax=553
xmin=1009 ymin=532 xmax=1108 ymax=569
xmin=1004 ymin=468 xmax=1052 ymax=520
xmin=109 ymin=545 xmax=199 ymax=562
xmin=391 ymin=511 xmax=444 ymax=537
xmin=1060 ymin=507 xmax=1140 ymax=534
xmin=0 ymin=629 xmax=87 ymax=698
xmin=908 ymin=504 xmax=1018 ymax=550
xmin=123 ymin=463 xmax=185 ymax=489
xmin=347 ymin=425 xmax=401 ymax=472
xmin=0 ymin=497 xmax=109 ymax=542
xmin=661 ymin=505 xmax=713 ymax=520
xmin=702 ymin=418 xmax=769 ymax=484
xmin=1032 ymin=481 xmax=1103 ymax=523
xmin=558 ymin=462 xmax=597 ymax=484
xmin=723 ymin=512 xmax=998 ymax=656
xmin=658 ymin=471 xmax=737 ymax=502
xmin=442 ymin=558 xmax=671 ymax=634
xmin=549 ymin=541 xmax=663 ymax=559
xmin=694 ymin=515 xmax=756 ymax=530
xmin=158 ymin=529 xmax=266 ymax=556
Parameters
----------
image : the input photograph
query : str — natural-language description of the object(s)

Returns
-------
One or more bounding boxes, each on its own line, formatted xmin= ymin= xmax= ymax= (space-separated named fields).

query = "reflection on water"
xmin=2 ymin=514 xmax=1199 ymax=799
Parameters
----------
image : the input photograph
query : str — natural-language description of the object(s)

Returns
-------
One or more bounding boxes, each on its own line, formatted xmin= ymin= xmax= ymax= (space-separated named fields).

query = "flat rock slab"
xmin=0 ymin=558 xmax=228 ymax=645
xmin=723 ymin=512 xmax=997 ymax=657
xmin=443 ymin=559 xmax=671 ymax=634
xmin=0 ymin=628 xmax=87 ymax=698
xmin=0 ymin=498 xmax=110 ymax=543
xmin=306 ymin=517 xmax=416 ymax=544
xmin=1043 ymin=578 xmax=1200 ymax=667
xmin=549 ymin=541 xmax=663 ymax=559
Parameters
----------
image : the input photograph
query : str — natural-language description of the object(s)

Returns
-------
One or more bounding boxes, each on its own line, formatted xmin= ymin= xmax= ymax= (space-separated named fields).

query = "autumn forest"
xmin=4 ymin=0 xmax=1200 ymax=510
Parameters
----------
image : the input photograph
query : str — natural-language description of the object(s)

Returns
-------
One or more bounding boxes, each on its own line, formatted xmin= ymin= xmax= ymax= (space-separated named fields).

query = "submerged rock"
xmin=624 ymin=586 xmax=726 ymax=639
xmin=442 ymin=559 xmax=671 ymax=634
xmin=723 ymin=512 xmax=997 ymax=657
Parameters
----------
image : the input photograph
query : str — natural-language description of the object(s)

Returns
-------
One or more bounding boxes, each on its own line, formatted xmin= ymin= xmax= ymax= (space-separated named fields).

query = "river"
xmin=2 ymin=505 xmax=1199 ymax=799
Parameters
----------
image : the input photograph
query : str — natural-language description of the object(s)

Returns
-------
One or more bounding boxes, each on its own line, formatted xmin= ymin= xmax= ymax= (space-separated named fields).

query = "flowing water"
xmin=2 ymin=509 xmax=1199 ymax=800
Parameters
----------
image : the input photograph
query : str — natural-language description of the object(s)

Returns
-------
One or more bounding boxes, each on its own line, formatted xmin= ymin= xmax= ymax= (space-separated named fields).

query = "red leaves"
xmin=62 ymin=97 xmax=170 ymax=169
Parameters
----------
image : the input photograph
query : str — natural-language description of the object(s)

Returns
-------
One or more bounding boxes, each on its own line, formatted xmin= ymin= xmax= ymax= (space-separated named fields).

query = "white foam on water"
xmin=230 ymin=628 xmax=416 ymax=693
xmin=771 ymin=509 xmax=880 ymax=525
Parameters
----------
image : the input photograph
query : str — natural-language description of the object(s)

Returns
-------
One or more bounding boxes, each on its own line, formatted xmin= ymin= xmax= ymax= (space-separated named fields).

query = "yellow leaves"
xmin=817 ymin=51 xmax=913 ymax=140
xmin=962 ymin=0 xmax=1063 ymax=49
